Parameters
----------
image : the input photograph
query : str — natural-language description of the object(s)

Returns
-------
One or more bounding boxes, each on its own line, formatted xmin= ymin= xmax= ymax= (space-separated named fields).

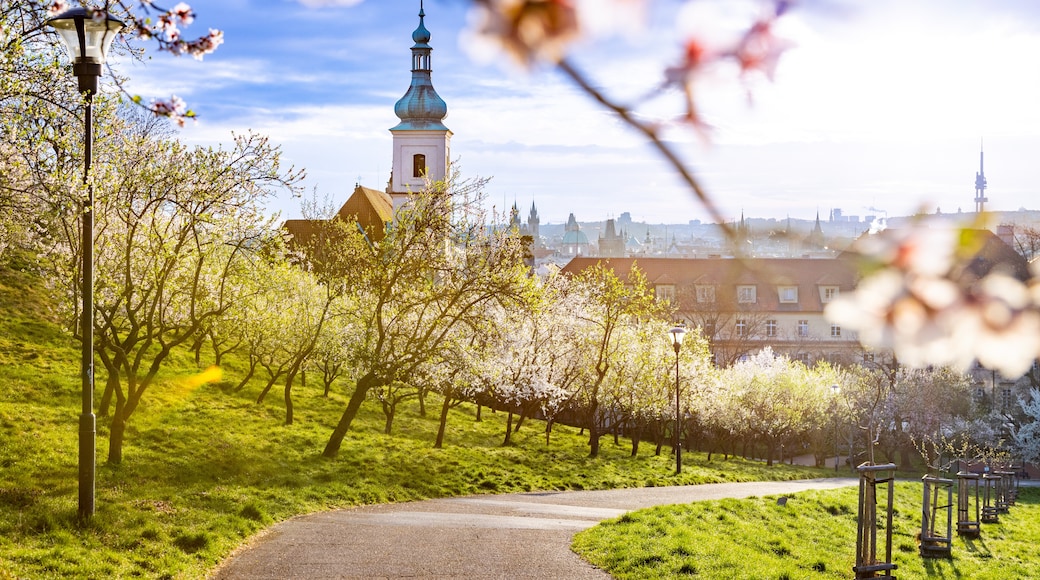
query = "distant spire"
xmin=974 ymin=140 xmax=988 ymax=213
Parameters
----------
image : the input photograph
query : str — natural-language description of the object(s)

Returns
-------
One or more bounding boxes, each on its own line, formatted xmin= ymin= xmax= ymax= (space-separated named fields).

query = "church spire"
xmin=392 ymin=3 xmax=448 ymax=131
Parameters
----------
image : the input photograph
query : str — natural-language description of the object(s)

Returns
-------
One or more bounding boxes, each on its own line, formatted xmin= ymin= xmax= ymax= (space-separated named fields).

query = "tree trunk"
xmin=383 ymin=400 xmax=395 ymax=435
xmin=588 ymin=424 xmax=601 ymax=458
xmin=435 ymin=394 xmax=452 ymax=449
xmin=233 ymin=356 xmax=258 ymax=392
xmin=284 ymin=372 xmax=295 ymax=426
xmin=107 ymin=397 xmax=127 ymax=465
xmin=476 ymin=405 xmax=482 ymax=422
xmin=514 ymin=413 xmax=526 ymax=433
xmin=503 ymin=411 xmax=514 ymax=446
xmin=323 ymin=374 xmax=377 ymax=457
xmin=630 ymin=433 xmax=640 ymax=457
xmin=99 ymin=369 xmax=118 ymax=417
xmin=418 ymin=389 xmax=427 ymax=418
xmin=192 ymin=332 xmax=204 ymax=367
xmin=257 ymin=375 xmax=278 ymax=404
xmin=545 ymin=420 xmax=553 ymax=446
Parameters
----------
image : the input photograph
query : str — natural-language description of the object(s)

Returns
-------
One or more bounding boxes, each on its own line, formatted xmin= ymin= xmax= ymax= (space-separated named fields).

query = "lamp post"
xmin=669 ymin=324 xmax=687 ymax=475
xmin=830 ymin=384 xmax=840 ymax=472
xmin=46 ymin=8 xmax=124 ymax=522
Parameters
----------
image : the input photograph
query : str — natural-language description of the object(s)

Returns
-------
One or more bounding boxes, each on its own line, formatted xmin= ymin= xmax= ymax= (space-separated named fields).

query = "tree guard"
xmin=981 ymin=473 xmax=1001 ymax=524
xmin=956 ymin=471 xmax=981 ymax=537
xmin=996 ymin=470 xmax=1017 ymax=507
xmin=854 ymin=463 xmax=898 ymax=579
xmin=919 ymin=475 xmax=953 ymax=558
xmin=994 ymin=471 xmax=1012 ymax=514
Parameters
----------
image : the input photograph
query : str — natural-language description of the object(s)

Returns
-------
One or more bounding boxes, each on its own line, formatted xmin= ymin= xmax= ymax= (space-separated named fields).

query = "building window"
xmin=820 ymin=286 xmax=839 ymax=302
xmin=412 ymin=153 xmax=426 ymax=178
xmin=795 ymin=353 xmax=811 ymax=365
xmin=737 ymin=285 xmax=756 ymax=303
xmin=1000 ymin=388 xmax=1013 ymax=411
xmin=736 ymin=319 xmax=748 ymax=337
xmin=862 ymin=352 xmax=875 ymax=364
xmin=656 ymin=285 xmax=675 ymax=302
xmin=696 ymin=285 xmax=716 ymax=303
xmin=797 ymin=320 xmax=809 ymax=337
xmin=830 ymin=324 xmax=841 ymax=338
xmin=766 ymin=319 xmax=777 ymax=337
xmin=779 ymin=286 xmax=798 ymax=303
xmin=702 ymin=321 xmax=716 ymax=338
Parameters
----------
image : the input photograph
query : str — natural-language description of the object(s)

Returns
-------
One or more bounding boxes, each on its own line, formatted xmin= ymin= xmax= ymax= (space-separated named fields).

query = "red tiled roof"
xmin=560 ymin=256 xmax=859 ymax=312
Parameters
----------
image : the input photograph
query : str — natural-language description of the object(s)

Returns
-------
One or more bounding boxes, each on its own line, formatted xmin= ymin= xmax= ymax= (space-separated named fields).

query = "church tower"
xmin=389 ymin=2 xmax=451 ymax=212
xmin=527 ymin=202 xmax=540 ymax=242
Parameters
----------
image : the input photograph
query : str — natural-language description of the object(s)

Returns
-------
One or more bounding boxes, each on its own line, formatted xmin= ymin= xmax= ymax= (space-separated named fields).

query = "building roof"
xmin=560 ymin=256 xmax=859 ymax=313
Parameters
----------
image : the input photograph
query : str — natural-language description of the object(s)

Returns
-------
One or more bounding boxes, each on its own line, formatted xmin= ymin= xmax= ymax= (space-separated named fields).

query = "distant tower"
xmin=389 ymin=2 xmax=452 ymax=212
xmin=974 ymin=143 xmax=988 ymax=213
xmin=527 ymin=202 xmax=540 ymax=241
xmin=509 ymin=202 xmax=521 ymax=231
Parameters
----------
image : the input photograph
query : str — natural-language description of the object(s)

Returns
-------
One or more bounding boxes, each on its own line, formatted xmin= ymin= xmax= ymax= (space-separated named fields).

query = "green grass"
xmin=573 ymin=483 xmax=1040 ymax=579
xmin=0 ymin=263 xmax=831 ymax=579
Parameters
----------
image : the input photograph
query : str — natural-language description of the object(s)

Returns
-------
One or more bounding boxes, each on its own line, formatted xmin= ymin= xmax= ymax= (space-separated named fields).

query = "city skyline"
xmin=118 ymin=0 xmax=1040 ymax=224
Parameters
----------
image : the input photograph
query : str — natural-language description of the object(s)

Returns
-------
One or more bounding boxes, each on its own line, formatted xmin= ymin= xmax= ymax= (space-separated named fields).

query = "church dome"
xmin=412 ymin=12 xmax=431 ymax=44
xmin=562 ymin=229 xmax=590 ymax=245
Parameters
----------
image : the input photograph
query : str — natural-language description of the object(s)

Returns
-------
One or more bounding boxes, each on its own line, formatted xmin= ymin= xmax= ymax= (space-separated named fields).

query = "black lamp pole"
xmin=830 ymin=384 xmax=840 ymax=472
xmin=47 ymin=8 xmax=123 ymax=522
xmin=669 ymin=325 xmax=686 ymax=475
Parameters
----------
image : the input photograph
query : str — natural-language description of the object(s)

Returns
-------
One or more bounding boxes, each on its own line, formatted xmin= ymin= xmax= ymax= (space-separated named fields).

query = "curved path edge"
xmin=211 ymin=477 xmax=858 ymax=579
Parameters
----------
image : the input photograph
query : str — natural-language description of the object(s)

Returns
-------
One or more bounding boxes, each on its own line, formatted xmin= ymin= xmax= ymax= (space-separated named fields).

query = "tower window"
xmin=412 ymin=154 xmax=426 ymax=178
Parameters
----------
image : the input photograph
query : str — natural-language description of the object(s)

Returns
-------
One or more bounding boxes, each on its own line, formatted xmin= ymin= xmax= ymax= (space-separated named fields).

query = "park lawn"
xmin=573 ymin=482 xmax=1040 ymax=579
xmin=0 ymin=264 xmax=830 ymax=579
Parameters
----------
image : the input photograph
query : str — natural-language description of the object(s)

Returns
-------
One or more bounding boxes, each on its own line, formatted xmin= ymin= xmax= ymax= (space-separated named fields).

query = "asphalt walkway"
xmin=212 ymin=477 xmax=857 ymax=579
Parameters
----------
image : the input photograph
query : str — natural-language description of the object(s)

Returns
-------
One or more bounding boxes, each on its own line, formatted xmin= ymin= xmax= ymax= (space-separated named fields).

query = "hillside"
xmin=0 ymin=261 xmax=826 ymax=578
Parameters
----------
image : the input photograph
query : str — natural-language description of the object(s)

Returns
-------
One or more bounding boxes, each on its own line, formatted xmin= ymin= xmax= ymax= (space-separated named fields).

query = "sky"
xmin=115 ymin=0 xmax=1040 ymax=226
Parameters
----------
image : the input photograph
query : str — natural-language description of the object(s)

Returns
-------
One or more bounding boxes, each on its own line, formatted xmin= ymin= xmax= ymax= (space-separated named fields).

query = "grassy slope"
xmin=0 ymin=264 xmax=830 ymax=579
xmin=574 ymin=483 xmax=1040 ymax=579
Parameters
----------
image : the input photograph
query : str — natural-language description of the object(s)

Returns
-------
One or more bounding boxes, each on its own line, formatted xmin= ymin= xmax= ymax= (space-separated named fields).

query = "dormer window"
xmin=412 ymin=153 xmax=426 ymax=178
xmin=737 ymin=285 xmax=756 ymax=304
xmin=779 ymin=286 xmax=798 ymax=303
xmin=820 ymin=285 xmax=839 ymax=303
xmin=696 ymin=285 xmax=715 ymax=303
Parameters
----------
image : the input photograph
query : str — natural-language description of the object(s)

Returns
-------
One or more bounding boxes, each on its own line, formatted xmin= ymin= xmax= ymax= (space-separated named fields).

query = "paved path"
xmin=212 ymin=477 xmax=856 ymax=579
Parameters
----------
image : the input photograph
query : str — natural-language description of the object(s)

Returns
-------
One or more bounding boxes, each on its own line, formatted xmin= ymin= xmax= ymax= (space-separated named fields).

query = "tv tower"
xmin=974 ymin=142 xmax=988 ymax=213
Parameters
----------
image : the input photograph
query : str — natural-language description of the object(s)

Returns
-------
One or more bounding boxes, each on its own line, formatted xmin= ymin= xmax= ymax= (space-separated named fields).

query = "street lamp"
xmin=47 ymin=7 xmax=124 ymax=522
xmin=830 ymin=384 xmax=840 ymax=472
xmin=669 ymin=323 xmax=687 ymax=475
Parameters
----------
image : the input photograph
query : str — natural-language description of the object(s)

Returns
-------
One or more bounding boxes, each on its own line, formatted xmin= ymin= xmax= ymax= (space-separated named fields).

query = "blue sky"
xmin=116 ymin=0 xmax=1040 ymax=225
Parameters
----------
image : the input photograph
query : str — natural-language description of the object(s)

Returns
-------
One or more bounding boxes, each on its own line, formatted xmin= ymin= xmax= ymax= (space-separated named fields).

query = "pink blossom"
xmin=170 ymin=2 xmax=194 ymax=26
xmin=473 ymin=0 xmax=581 ymax=67
xmin=184 ymin=29 xmax=224 ymax=60
xmin=46 ymin=1 xmax=71 ymax=17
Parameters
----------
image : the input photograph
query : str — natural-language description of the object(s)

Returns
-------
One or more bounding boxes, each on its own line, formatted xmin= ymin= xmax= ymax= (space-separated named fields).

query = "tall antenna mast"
xmin=974 ymin=139 xmax=988 ymax=213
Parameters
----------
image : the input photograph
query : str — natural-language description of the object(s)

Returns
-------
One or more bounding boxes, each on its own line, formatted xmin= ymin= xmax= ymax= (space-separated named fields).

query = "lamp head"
xmin=47 ymin=8 xmax=124 ymax=65
xmin=669 ymin=324 xmax=687 ymax=349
